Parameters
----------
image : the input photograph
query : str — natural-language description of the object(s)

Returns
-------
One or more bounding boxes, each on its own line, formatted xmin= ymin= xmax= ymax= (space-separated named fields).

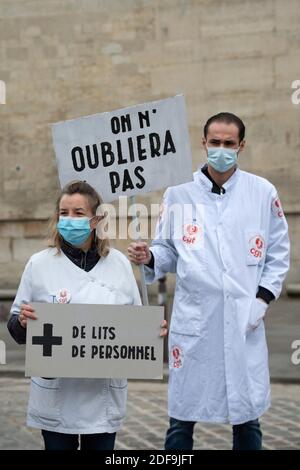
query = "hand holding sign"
xmin=18 ymin=303 xmax=37 ymax=329
xmin=160 ymin=319 xmax=168 ymax=337
xmin=128 ymin=241 xmax=152 ymax=265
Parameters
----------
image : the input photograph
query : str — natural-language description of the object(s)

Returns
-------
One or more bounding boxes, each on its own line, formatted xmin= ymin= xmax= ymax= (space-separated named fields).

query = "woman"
xmin=8 ymin=180 xmax=167 ymax=450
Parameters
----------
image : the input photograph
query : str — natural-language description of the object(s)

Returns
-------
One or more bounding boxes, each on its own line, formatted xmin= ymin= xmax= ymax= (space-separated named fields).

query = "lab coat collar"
xmin=61 ymin=235 xmax=100 ymax=272
xmin=196 ymin=165 xmax=240 ymax=193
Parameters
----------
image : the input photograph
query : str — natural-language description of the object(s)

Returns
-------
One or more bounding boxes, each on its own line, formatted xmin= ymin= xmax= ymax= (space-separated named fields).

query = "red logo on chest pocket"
xmin=249 ymin=235 xmax=265 ymax=259
xmin=182 ymin=224 xmax=201 ymax=245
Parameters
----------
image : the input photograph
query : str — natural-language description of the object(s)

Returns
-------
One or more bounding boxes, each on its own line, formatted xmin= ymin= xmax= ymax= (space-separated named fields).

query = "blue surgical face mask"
xmin=207 ymin=146 xmax=239 ymax=173
xmin=57 ymin=216 xmax=94 ymax=247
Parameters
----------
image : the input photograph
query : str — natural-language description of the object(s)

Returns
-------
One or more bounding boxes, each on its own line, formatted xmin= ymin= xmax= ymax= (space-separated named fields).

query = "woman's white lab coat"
xmin=10 ymin=247 xmax=141 ymax=434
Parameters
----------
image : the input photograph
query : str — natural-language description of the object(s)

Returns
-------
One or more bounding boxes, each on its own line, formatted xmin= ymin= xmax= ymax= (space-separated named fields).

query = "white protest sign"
xmin=51 ymin=95 xmax=193 ymax=202
xmin=25 ymin=303 xmax=164 ymax=379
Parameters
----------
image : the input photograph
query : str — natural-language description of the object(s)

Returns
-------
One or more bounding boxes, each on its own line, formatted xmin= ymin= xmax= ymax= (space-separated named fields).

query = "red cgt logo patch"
xmin=249 ymin=235 xmax=265 ymax=259
xmin=170 ymin=346 xmax=183 ymax=369
xmin=182 ymin=223 xmax=201 ymax=245
xmin=272 ymin=197 xmax=284 ymax=218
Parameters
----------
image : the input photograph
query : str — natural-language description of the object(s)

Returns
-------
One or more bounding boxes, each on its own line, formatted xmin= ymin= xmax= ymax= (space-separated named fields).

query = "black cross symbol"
xmin=32 ymin=323 xmax=63 ymax=357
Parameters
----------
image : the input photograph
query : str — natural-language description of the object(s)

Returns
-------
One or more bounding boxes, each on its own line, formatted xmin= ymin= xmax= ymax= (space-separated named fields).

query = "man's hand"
xmin=18 ymin=304 xmax=37 ymax=329
xmin=160 ymin=319 xmax=168 ymax=337
xmin=128 ymin=242 xmax=152 ymax=265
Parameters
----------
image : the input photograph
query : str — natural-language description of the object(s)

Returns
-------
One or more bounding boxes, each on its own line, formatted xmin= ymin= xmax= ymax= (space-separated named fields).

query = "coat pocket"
xmin=107 ymin=379 xmax=127 ymax=420
xmin=170 ymin=284 xmax=206 ymax=336
xmin=246 ymin=298 xmax=268 ymax=335
xmin=170 ymin=317 xmax=202 ymax=336
xmin=28 ymin=377 xmax=60 ymax=423
xmin=244 ymin=230 xmax=266 ymax=266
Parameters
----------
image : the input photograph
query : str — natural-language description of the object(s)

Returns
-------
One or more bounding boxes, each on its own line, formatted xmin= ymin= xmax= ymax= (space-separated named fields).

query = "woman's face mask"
xmin=57 ymin=216 xmax=95 ymax=246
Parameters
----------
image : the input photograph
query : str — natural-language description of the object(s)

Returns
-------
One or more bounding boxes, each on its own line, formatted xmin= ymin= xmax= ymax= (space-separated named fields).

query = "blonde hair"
xmin=48 ymin=180 xmax=110 ymax=257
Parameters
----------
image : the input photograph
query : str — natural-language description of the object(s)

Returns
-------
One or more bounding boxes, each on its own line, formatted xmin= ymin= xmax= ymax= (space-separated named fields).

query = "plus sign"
xmin=32 ymin=324 xmax=63 ymax=357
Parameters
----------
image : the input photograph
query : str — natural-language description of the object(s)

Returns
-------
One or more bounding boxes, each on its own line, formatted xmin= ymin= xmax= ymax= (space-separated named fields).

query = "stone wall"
xmin=0 ymin=0 xmax=299 ymax=290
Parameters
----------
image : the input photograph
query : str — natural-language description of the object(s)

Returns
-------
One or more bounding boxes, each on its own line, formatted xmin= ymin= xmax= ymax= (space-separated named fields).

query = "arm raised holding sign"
xmin=128 ymin=188 xmax=178 ymax=281
xmin=128 ymin=241 xmax=152 ymax=265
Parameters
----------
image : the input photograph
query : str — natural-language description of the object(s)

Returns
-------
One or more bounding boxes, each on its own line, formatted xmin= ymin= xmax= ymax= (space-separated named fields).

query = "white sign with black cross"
xmin=25 ymin=302 xmax=164 ymax=379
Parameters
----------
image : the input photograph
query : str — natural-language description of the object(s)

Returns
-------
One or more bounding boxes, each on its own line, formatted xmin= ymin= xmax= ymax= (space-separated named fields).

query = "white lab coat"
xmin=10 ymin=247 xmax=141 ymax=434
xmin=145 ymin=168 xmax=290 ymax=424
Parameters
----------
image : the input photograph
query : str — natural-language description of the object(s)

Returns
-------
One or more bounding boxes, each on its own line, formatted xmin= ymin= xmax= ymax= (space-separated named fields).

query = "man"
xmin=128 ymin=112 xmax=290 ymax=450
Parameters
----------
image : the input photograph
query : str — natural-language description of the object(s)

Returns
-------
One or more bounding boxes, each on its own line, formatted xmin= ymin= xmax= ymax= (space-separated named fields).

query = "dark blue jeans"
xmin=165 ymin=417 xmax=262 ymax=450
xmin=42 ymin=430 xmax=116 ymax=450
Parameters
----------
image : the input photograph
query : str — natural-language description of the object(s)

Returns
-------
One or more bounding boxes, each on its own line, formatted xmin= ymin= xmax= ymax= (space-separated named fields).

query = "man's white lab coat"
xmin=145 ymin=168 xmax=290 ymax=424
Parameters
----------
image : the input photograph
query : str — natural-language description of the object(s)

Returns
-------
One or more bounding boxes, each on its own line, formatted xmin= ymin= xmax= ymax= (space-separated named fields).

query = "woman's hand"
xmin=18 ymin=304 xmax=37 ymax=329
xmin=160 ymin=319 xmax=168 ymax=337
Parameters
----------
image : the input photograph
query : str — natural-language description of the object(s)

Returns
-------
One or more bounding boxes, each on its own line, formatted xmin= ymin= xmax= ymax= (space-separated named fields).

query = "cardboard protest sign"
xmin=25 ymin=303 xmax=164 ymax=379
xmin=51 ymin=95 xmax=193 ymax=202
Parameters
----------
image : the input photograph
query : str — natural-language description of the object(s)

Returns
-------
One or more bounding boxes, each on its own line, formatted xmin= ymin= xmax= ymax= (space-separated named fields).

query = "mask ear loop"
xmin=91 ymin=214 xmax=104 ymax=243
xmin=87 ymin=215 xmax=97 ymax=246
xmin=93 ymin=216 xmax=98 ymax=246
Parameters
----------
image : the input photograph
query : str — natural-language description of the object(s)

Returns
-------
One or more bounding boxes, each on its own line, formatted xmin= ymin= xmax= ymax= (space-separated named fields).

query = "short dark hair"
xmin=204 ymin=112 xmax=245 ymax=143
